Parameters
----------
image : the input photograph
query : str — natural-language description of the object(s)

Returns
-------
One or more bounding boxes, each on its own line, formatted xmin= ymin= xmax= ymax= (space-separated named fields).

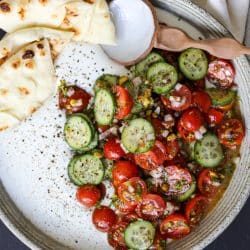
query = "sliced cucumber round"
xmin=64 ymin=114 xmax=93 ymax=151
xmin=194 ymin=133 xmax=224 ymax=168
xmin=94 ymin=88 xmax=115 ymax=125
xmin=68 ymin=154 xmax=104 ymax=185
xmin=80 ymin=131 xmax=98 ymax=152
xmin=147 ymin=62 xmax=178 ymax=94
xmin=121 ymin=118 xmax=155 ymax=153
xmin=179 ymin=48 xmax=208 ymax=80
xmin=206 ymin=88 xmax=236 ymax=107
xmin=176 ymin=179 xmax=196 ymax=202
xmin=124 ymin=220 xmax=155 ymax=250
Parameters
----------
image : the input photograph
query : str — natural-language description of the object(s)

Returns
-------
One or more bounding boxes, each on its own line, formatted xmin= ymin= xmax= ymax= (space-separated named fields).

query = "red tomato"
xmin=207 ymin=59 xmax=235 ymax=89
xmin=115 ymin=86 xmax=133 ymax=119
xmin=164 ymin=138 xmax=179 ymax=161
xmin=117 ymin=177 xmax=147 ymax=206
xmin=177 ymin=122 xmax=196 ymax=142
xmin=193 ymin=79 xmax=205 ymax=89
xmin=134 ymin=140 xmax=167 ymax=170
xmin=114 ymin=199 xmax=136 ymax=214
xmin=185 ymin=196 xmax=208 ymax=226
xmin=92 ymin=206 xmax=117 ymax=232
xmin=122 ymin=212 xmax=140 ymax=222
xmin=76 ymin=185 xmax=101 ymax=208
xmin=161 ymin=84 xmax=192 ymax=111
xmin=59 ymin=85 xmax=91 ymax=113
xmin=108 ymin=221 xmax=128 ymax=248
xmin=112 ymin=161 xmax=139 ymax=188
xmin=192 ymin=91 xmax=212 ymax=113
xmin=179 ymin=108 xmax=203 ymax=132
xmin=160 ymin=214 xmax=191 ymax=239
xmin=104 ymin=137 xmax=125 ymax=160
xmin=198 ymin=169 xmax=221 ymax=196
xmin=217 ymin=119 xmax=244 ymax=147
xmin=136 ymin=194 xmax=166 ymax=221
xmin=207 ymin=108 xmax=224 ymax=126
xmin=161 ymin=165 xmax=192 ymax=196
xmin=151 ymin=118 xmax=166 ymax=139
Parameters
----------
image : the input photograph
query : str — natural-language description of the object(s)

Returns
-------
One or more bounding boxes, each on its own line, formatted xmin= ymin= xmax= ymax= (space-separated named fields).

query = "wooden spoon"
xmin=102 ymin=0 xmax=250 ymax=65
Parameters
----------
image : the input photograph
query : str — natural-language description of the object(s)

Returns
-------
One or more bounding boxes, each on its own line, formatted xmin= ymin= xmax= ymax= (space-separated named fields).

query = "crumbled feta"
xmin=175 ymin=83 xmax=183 ymax=91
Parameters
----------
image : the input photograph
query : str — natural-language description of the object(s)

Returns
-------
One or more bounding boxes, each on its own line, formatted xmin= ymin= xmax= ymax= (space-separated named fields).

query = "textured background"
xmin=0 ymin=6 xmax=250 ymax=250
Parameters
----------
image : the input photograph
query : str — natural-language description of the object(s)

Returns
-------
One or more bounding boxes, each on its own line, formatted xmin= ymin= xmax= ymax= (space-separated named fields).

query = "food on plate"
xmin=60 ymin=48 xmax=244 ymax=249
xmin=0 ymin=27 xmax=74 ymax=63
xmin=0 ymin=0 xmax=115 ymax=44
xmin=0 ymin=39 xmax=55 ymax=131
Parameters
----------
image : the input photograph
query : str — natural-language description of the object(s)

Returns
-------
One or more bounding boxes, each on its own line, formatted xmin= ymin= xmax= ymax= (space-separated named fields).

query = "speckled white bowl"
xmin=0 ymin=1 xmax=249 ymax=249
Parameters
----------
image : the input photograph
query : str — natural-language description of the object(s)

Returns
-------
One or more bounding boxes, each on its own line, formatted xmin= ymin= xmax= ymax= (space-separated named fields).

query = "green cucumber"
xmin=147 ymin=62 xmax=178 ymax=94
xmin=194 ymin=133 xmax=224 ymax=168
xmin=179 ymin=48 xmax=208 ymax=80
xmin=176 ymin=179 xmax=196 ymax=202
xmin=206 ymin=88 xmax=236 ymax=107
xmin=94 ymin=89 xmax=116 ymax=125
xmin=102 ymin=158 xmax=114 ymax=180
xmin=94 ymin=74 xmax=118 ymax=92
xmin=124 ymin=220 xmax=155 ymax=250
xmin=121 ymin=118 xmax=155 ymax=153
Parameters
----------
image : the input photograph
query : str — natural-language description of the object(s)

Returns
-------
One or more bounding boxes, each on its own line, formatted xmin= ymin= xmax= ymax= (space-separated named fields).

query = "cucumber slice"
xmin=194 ymin=133 xmax=224 ymax=168
xmin=68 ymin=154 xmax=104 ymax=185
xmin=64 ymin=114 xmax=93 ymax=151
xmin=94 ymin=74 xmax=118 ymax=92
xmin=147 ymin=62 xmax=178 ymax=94
xmin=179 ymin=48 xmax=208 ymax=80
xmin=124 ymin=220 xmax=155 ymax=250
xmin=176 ymin=179 xmax=196 ymax=202
xmin=121 ymin=118 xmax=155 ymax=153
xmin=102 ymin=158 xmax=114 ymax=180
xmin=135 ymin=52 xmax=164 ymax=76
xmin=123 ymin=80 xmax=136 ymax=97
xmin=80 ymin=131 xmax=98 ymax=152
xmin=206 ymin=88 xmax=236 ymax=107
xmin=94 ymin=89 xmax=115 ymax=125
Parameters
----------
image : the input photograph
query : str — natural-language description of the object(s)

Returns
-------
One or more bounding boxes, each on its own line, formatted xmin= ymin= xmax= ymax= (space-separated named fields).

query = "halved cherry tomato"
xmin=177 ymin=121 xmax=196 ymax=142
xmin=160 ymin=165 xmax=192 ymax=196
xmin=122 ymin=212 xmax=140 ymax=222
xmin=76 ymin=185 xmax=101 ymax=208
xmin=59 ymin=85 xmax=91 ymax=113
xmin=160 ymin=214 xmax=191 ymax=239
xmin=198 ymin=169 xmax=221 ymax=196
xmin=112 ymin=161 xmax=139 ymax=188
xmin=108 ymin=221 xmax=128 ymax=248
xmin=104 ymin=137 xmax=125 ymax=160
xmin=207 ymin=59 xmax=235 ymax=89
xmin=161 ymin=84 xmax=192 ymax=111
xmin=179 ymin=108 xmax=203 ymax=132
xmin=136 ymin=194 xmax=166 ymax=221
xmin=115 ymin=86 xmax=133 ymax=120
xmin=192 ymin=91 xmax=211 ymax=113
xmin=207 ymin=108 xmax=224 ymax=126
xmin=193 ymin=79 xmax=205 ymax=89
xmin=164 ymin=138 xmax=179 ymax=161
xmin=114 ymin=199 xmax=137 ymax=214
xmin=92 ymin=206 xmax=117 ymax=232
xmin=151 ymin=118 xmax=166 ymax=139
xmin=117 ymin=177 xmax=147 ymax=206
xmin=185 ymin=195 xmax=208 ymax=226
xmin=217 ymin=118 xmax=244 ymax=147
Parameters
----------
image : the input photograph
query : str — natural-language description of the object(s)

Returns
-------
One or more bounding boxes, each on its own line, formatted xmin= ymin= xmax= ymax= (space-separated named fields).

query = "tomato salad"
xmin=59 ymin=48 xmax=244 ymax=249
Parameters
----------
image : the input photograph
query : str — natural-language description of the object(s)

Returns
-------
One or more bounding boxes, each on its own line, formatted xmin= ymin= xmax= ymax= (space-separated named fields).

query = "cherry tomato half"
xmin=59 ymin=85 xmax=91 ymax=113
xmin=104 ymin=137 xmax=125 ymax=160
xmin=192 ymin=91 xmax=212 ymax=113
xmin=122 ymin=212 xmax=140 ymax=222
xmin=185 ymin=195 xmax=208 ymax=226
xmin=76 ymin=185 xmax=101 ymax=208
xmin=134 ymin=140 xmax=167 ymax=170
xmin=161 ymin=165 xmax=192 ymax=196
xmin=161 ymin=84 xmax=192 ymax=111
xmin=115 ymin=86 xmax=133 ymax=120
xmin=177 ymin=122 xmax=196 ymax=142
xmin=108 ymin=221 xmax=128 ymax=248
xmin=217 ymin=118 xmax=244 ymax=147
xmin=193 ymin=79 xmax=205 ymax=90
xmin=207 ymin=59 xmax=235 ymax=89
xmin=92 ymin=206 xmax=117 ymax=232
xmin=136 ymin=194 xmax=166 ymax=221
xmin=160 ymin=214 xmax=191 ymax=239
xmin=164 ymin=137 xmax=179 ymax=161
xmin=112 ymin=161 xmax=139 ymax=188
xmin=179 ymin=108 xmax=203 ymax=132
xmin=207 ymin=108 xmax=224 ymax=126
xmin=198 ymin=169 xmax=221 ymax=196
xmin=117 ymin=177 xmax=147 ymax=206
xmin=114 ymin=199 xmax=137 ymax=214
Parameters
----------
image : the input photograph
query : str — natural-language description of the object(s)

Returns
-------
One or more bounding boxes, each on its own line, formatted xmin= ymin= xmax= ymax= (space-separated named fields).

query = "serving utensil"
xmin=102 ymin=0 xmax=250 ymax=65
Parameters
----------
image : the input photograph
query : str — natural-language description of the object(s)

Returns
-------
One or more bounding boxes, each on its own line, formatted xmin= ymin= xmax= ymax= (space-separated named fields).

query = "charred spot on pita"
xmin=37 ymin=43 xmax=44 ymax=49
xmin=0 ymin=2 xmax=11 ymax=12
xmin=22 ymin=50 xmax=35 ymax=59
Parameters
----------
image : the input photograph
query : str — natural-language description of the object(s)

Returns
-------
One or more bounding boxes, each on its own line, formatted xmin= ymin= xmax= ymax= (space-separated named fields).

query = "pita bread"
xmin=0 ymin=39 xmax=56 ymax=131
xmin=0 ymin=27 xmax=74 ymax=65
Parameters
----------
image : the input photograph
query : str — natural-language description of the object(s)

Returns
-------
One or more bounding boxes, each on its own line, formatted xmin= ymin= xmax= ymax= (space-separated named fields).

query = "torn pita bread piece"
xmin=0 ymin=39 xmax=56 ymax=132
xmin=0 ymin=27 xmax=74 ymax=65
